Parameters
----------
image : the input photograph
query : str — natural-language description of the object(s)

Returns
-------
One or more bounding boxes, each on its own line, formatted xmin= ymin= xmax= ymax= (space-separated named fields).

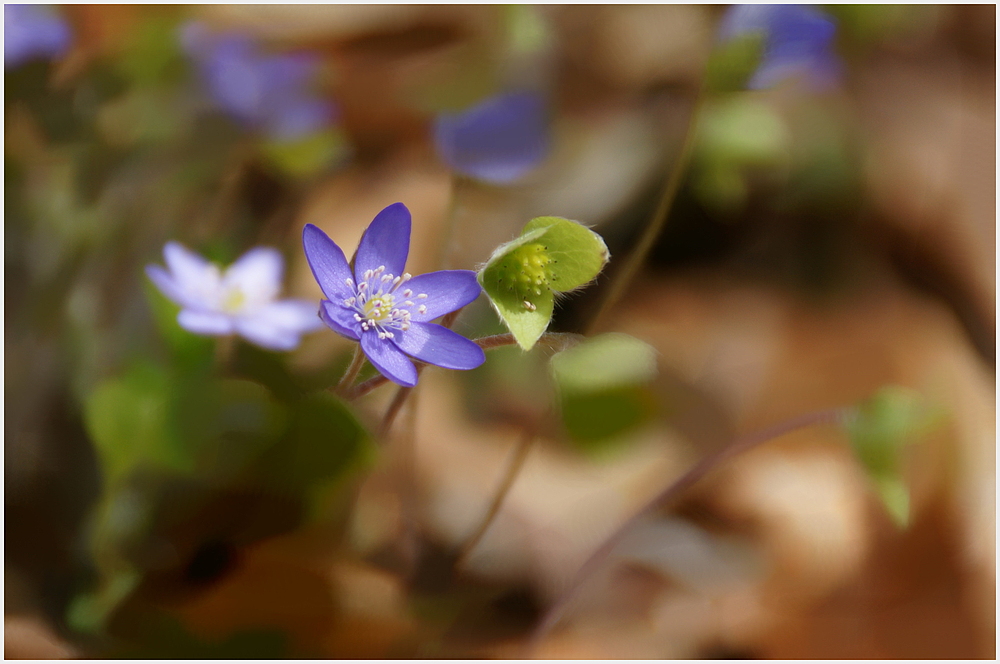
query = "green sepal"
xmin=479 ymin=217 xmax=608 ymax=350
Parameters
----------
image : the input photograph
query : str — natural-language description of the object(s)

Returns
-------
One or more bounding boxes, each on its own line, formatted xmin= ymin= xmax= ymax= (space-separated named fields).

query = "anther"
xmin=418 ymin=305 xmax=427 ymax=314
xmin=404 ymin=301 xmax=414 ymax=307
xmin=345 ymin=278 xmax=354 ymax=287
xmin=417 ymin=293 xmax=428 ymax=299
xmin=402 ymin=289 xmax=413 ymax=298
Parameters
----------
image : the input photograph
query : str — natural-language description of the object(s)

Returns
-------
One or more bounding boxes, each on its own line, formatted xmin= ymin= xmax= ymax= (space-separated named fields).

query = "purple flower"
xmin=433 ymin=91 xmax=550 ymax=184
xmin=146 ymin=242 xmax=322 ymax=351
xmin=5 ymin=4 xmax=72 ymax=69
xmin=718 ymin=4 xmax=841 ymax=90
xmin=180 ymin=21 xmax=335 ymax=141
xmin=302 ymin=203 xmax=485 ymax=387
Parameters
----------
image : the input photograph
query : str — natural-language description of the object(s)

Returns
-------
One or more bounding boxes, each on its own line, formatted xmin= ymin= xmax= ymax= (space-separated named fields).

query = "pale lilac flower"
xmin=433 ymin=91 xmax=550 ymax=184
xmin=5 ymin=4 xmax=72 ymax=69
xmin=146 ymin=243 xmax=322 ymax=351
xmin=179 ymin=21 xmax=335 ymax=141
xmin=718 ymin=4 xmax=841 ymax=91
xmin=302 ymin=203 xmax=485 ymax=387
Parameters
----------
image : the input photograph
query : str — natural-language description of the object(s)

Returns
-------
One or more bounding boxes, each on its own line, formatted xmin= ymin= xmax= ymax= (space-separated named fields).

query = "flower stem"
xmin=587 ymin=84 xmax=706 ymax=334
xmin=346 ymin=332 xmax=583 ymax=400
xmin=334 ymin=344 xmax=366 ymax=397
xmin=437 ymin=176 xmax=467 ymax=270
xmin=524 ymin=407 xmax=846 ymax=656
xmin=377 ymin=385 xmax=413 ymax=440
xmin=454 ymin=422 xmax=537 ymax=569
xmin=214 ymin=335 xmax=237 ymax=372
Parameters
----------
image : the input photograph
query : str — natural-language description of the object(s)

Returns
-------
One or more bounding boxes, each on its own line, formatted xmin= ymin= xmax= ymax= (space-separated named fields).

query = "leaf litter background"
xmin=5 ymin=4 xmax=995 ymax=659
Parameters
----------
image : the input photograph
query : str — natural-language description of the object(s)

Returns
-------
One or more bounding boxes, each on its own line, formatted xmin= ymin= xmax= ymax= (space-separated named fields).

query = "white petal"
xmin=163 ymin=242 xmax=222 ymax=308
xmin=256 ymin=300 xmax=324 ymax=333
xmin=177 ymin=309 xmax=235 ymax=336
xmin=223 ymin=247 xmax=283 ymax=309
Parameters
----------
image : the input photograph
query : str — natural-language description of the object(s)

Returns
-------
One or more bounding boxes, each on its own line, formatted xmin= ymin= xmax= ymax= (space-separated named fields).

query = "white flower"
xmin=146 ymin=242 xmax=322 ymax=351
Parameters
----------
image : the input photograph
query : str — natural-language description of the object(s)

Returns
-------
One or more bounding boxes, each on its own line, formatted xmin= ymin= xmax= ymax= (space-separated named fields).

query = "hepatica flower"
xmin=718 ymin=4 xmax=841 ymax=91
xmin=433 ymin=91 xmax=550 ymax=184
xmin=146 ymin=243 xmax=322 ymax=351
xmin=303 ymin=203 xmax=485 ymax=387
xmin=180 ymin=21 xmax=334 ymax=141
xmin=5 ymin=4 xmax=72 ymax=69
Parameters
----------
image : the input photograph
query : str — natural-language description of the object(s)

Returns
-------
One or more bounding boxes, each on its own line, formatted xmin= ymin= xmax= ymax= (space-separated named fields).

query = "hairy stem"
xmin=587 ymin=85 xmax=705 ymax=334
xmin=455 ymin=423 xmax=537 ymax=569
xmin=347 ymin=332 xmax=584 ymax=400
xmin=525 ymin=407 xmax=846 ymax=655
xmin=377 ymin=385 xmax=414 ymax=440
xmin=334 ymin=344 xmax=366 ymax=397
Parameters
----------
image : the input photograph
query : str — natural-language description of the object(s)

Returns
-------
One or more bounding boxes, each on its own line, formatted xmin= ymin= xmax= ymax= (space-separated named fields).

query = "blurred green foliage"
xmin=551 ymin=334 xmax=659 ymax=454
xmin=843 ymin=386 xmax=943 ymax=527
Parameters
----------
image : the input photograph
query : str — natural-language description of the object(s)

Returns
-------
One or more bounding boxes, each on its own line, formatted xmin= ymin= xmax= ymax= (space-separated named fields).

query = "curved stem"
xmin=377 ymin=385 xmax=414 ymax=440
xmin=334 ymin=344 xmax=366 ymax=397
xmin=587 ymin=85 xmax=706 ymax=334
xmin=346 ymin=332 xmax=584 ymax=400
xmin=455 ymin=424 xmax=537 ymax=569
xmin=525 ymin=407 xmax=846 ymax=655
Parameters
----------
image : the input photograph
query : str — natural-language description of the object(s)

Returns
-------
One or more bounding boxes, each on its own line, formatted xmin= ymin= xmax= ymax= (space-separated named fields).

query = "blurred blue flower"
xmin=718 ymin=4 xmax=841 ymax=90
xmin=180 ymin=21 xmax=335 ymax=141
xmin=303 ymin=203 xmax=485 ymax=387
xmin=433 ymin=91 xmax=550 ymax=184
xmin=5 ymin=4 xmax=72 ymax=69
xmin=147 ymin=242 xmax=323 ymax=351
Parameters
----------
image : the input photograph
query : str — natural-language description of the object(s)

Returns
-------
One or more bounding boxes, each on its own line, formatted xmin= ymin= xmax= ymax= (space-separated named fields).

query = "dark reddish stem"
xmin=525 ymin=407 xmax=847 ymax=655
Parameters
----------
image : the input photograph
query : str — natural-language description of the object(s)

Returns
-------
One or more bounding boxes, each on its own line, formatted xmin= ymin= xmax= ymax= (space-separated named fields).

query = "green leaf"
xmin=551 ymin=334 xmax=659 ymax=453
xmin=84 ymin=362 xmax=188 ymax=483
xmin=550 ymin=333 xmax=658 ymax=393
xmin=479 ymin=217 xmax=609 ymax=350
xmin=843 ymin=386 xmax=939 ymax=528
xmin=704 ymin=34 xmax=765 ymax=93
xmin=257 ymin=392 xmax=374 ymax=499
xmin=875 ymin=475 xmax=910 ymax=529
xmin=697 ymin=97 xmax=790 ymax=169
xmin=261 ymin=128 xmax=348 ymax=179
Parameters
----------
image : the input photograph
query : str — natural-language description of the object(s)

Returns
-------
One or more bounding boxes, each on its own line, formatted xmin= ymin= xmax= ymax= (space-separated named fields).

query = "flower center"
xmin=221 ymin=287 xmax=247 ymax=313
xmin=342 ymin=265 xmax=429 ymax=340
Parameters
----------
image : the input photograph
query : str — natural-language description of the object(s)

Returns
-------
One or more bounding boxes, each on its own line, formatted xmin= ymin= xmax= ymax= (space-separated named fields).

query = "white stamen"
xmin=358 ymin=282 xmax=368 ymax=291
xmin=418 ymin=305 xmax=427 ymax=314
xmin=404 ymin=301 xmax=414 ymax=307
xmin=354 ymin=313 xmax=362 ymax=321
xmin=417 ymin=293 xmax=428 ymax=299
xmin=345 ymin=278 xmax=354 ymax=287
xmin=363 ymin=269 xmax=373 ymax=280
xmin=402 ymin=289 xmax=412 ymax=298
xmin=344 ymin=297 xmax=356 ymax=306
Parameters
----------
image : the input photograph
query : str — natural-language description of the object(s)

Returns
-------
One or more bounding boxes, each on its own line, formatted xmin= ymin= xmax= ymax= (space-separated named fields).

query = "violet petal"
xmin=361 ymin=332 xmax=418 ymax=387
xmin=302 ymin=224 xmax=353 ymax=301
xmin=393 ymin=322 xmax=485 ymax=371
xmin=320 ymin=300 xmax=360 ymax=341
xmin=403 ymin=269 xmax=481 ymax=322
xmin=433 ymin=91 xmax=549 ymax=184
xmin=353 ymin=203 xmax=411 ymax=280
